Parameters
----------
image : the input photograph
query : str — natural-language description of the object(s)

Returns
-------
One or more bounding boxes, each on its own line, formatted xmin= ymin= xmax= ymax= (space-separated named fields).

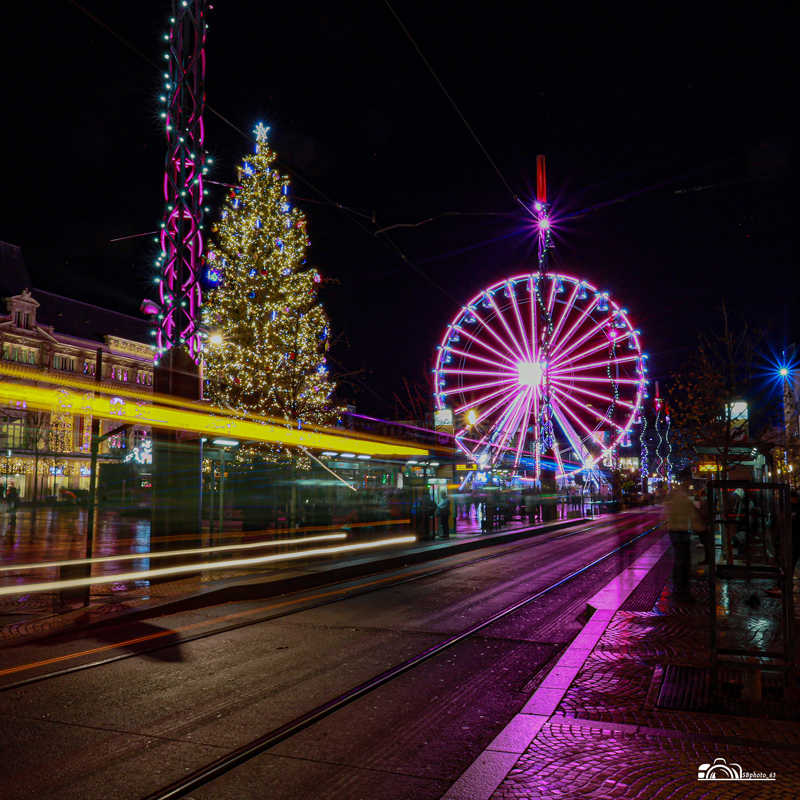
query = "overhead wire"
xmin=67 ymin=0 xmax=463 ymax=304
xmin=383 ymin=0 xmax=533 ymax=218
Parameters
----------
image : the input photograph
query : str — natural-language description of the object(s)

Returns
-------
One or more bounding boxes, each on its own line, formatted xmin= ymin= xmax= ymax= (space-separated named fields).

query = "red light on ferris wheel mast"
xmin=536 ymin=155 xmax=547 ymax=205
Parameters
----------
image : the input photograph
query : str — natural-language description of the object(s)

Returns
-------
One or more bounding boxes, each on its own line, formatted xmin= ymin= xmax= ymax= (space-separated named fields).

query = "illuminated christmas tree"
xmin=202 ymin=124 xmax=340 ymax=459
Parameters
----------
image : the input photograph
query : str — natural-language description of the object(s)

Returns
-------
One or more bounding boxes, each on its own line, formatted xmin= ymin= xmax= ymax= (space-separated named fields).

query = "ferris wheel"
xmin=433 ymin=272 xmax=647 ymax=478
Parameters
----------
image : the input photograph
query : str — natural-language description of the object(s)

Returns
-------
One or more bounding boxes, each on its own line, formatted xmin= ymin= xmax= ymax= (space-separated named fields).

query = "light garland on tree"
xmin=49 ymin=391 xmax=73 ymax=454
xmin=202 ymin=124 xmax=342 ymax=463
xmin=664 ymin=404 xmax=673 ymax=482
xmin=640 ymin=404 xmax=649 ymax=490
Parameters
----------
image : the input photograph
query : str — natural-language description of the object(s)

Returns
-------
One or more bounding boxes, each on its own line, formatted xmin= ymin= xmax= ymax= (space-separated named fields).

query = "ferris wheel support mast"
xmin=535 ymin=155 xmax=555 ymax=479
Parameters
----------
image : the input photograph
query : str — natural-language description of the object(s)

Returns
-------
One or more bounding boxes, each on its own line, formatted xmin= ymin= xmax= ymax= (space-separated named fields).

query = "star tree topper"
xmin=254 ymin=122 xmax=270 ymax=143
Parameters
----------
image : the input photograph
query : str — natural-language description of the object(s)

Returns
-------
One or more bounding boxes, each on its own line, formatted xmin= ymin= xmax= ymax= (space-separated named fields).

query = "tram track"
xmin=0 ymin=512 xmax=653 ymax=693
xmin=142 ymin=516 xmax=666 ymax=800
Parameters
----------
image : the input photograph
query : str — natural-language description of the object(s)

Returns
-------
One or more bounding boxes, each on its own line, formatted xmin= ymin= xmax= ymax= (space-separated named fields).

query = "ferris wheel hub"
xmin=517 ymin=361 xmax=545 ymax=387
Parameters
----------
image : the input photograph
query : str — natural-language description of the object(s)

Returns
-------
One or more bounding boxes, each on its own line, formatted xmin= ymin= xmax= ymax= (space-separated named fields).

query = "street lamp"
xmin=777 ymin=364 xmax=796 ymax=485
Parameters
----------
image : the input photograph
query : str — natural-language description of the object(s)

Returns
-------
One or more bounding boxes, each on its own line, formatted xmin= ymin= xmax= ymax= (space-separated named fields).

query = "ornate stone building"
xmin=0 ymin=241 xmax=153 ymax=499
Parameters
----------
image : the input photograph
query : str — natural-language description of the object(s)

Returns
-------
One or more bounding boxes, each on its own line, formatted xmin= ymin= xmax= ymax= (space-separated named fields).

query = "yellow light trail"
xmin=0 ymin=379 xmax=427 ymax=457
xmin=0 ymin=537 xmax=416 ymax=598
xmin=0 ymin=532 xmax=348 ymax=573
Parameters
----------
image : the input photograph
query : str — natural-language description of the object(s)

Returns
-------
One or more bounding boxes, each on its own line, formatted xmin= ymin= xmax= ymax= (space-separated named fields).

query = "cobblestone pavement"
xmin=490 ymin=547 xmax=800 ymax=799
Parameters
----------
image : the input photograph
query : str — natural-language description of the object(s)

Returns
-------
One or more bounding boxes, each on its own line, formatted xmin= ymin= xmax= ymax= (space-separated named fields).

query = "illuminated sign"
xmin=434 ymin=408 xmax=454 ymax=427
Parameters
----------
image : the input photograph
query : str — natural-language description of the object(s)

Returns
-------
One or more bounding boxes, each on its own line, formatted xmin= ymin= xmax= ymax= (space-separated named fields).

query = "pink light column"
xmin=155 ymin=0 xmax=207 ymax=364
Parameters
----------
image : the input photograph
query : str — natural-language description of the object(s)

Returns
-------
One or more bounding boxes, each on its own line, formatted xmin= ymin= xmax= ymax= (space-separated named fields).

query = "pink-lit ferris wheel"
xmin=433 ymin=272 xmax=647 ymax=478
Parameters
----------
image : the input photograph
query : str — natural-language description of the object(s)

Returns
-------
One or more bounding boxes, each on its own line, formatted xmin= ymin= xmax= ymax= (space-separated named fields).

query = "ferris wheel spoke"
xmin=468 ymin=386 xmax=527 ymax=458
xmin=549 ymin=311 xmax=608 ymax=364
xmin=552 ymin=385 xmax=626 ymax=432
xmin=552 ymin=353 xmax=640 ymax=375
xmin=444 ymin=345 xmax=511 ymax=372
xmin=486 ymin=295 xmax=530 ymax=364
xmin=439 ymin=367 xmax=515 ymax=379
xmin=456 ymin=384 xmax=523 ymax=433
xmin=455 ymin=381 xmax=522 ymax=418
xmin=548 ymin=295 xmax=600 ymax=361
xmin=471 ymin=307 xmax=528 ymax=364
xmin=457 ymin=325 xmax=517 ymax=364
xmin=508 ymin=288 xmax=535 ymax=362
xmin=549 ymin=281 xmax=580 ymax=348
xmin=557 ymin=374 xmax=642 ymax=385
xmin=550 ymin=377 xmax=635 ymax=409
xmin=555 ymin=329 xmax=633 ymax=368
xmin=489 ymin=386 xmax=532 ymax=462
xmin=512 ymin=387 xmax=536 ymax=468
xmin=551 ymin=404 xmax=596 ymax=467
xmin=439 ymin=377 xmax=518 ymax=397
xmin=550 ymin=390 xmax=606 ymax=447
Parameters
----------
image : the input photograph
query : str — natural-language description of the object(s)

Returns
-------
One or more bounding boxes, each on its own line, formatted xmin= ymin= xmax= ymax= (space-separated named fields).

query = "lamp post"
xmin=779 ymin=366 xmax=795 ymax=486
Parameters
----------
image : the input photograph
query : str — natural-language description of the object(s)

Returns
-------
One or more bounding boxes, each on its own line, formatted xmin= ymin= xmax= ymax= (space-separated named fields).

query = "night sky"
xmin=1 ymin=3 xmax=797 ymax=415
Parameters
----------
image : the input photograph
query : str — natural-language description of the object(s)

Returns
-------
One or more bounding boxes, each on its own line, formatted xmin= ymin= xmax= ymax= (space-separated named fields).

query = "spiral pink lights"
xmin=154 ymin=1 xmax=207 ymax=364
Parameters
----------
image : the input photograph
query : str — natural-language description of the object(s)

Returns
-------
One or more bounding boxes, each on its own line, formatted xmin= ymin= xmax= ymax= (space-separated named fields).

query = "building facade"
xmin=0 ymin=242 xmax=153 ymax=500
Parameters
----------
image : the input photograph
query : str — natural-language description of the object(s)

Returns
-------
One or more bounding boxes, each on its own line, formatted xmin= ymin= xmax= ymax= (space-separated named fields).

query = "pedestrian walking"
xmin=437 ymin=492 xmax=451 ymax=539
xmin=523 ymin=489 xmax=534 ymax=524
xmin=692 ymin=487 xmax=710 ymax=565
xmin=5 ymin=482 xmax=19 ymax=521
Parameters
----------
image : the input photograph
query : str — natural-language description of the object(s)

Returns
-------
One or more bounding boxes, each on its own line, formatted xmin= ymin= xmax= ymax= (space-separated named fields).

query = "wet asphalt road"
xmin=0 ymin=509 xmax=663 ymax=800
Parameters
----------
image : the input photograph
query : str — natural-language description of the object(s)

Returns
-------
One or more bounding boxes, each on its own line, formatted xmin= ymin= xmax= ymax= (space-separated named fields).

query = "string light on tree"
xmin=202 ymin=124 xmax=342 ymax=462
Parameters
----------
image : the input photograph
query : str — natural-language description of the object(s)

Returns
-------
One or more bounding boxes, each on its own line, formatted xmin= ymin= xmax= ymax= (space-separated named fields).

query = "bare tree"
xmin=668 ymin=304 xmax=779 ymax=477
xmin=25 ymin=409 xmax=50 ymax=501
xmin=392 ymin=376 xmax=435 ymax=429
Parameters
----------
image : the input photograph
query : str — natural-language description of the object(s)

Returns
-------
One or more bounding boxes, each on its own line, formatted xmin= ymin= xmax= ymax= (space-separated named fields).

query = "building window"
xmin=2 ymin=344 xmax=36 ymax=365
xmin=83 ymin=361 xmax=96 ymax=376
xmin=1 ymin=418 xmax=25 ymax=448
xmin=53 ymin=354 xmax=76 ymax=372
xmin=12 ymin=310 xmax=32 ymax=329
